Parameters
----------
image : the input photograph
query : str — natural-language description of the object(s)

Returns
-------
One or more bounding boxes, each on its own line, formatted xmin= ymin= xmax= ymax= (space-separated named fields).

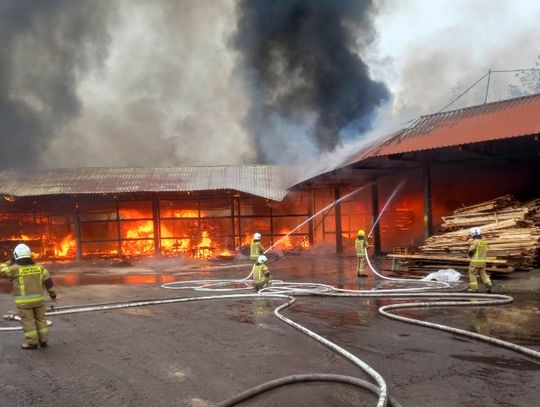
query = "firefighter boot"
xmin=21 ymin=343 xmax=38 ymax=350
xmin=40 ymin=341 xmax=48 ymax=348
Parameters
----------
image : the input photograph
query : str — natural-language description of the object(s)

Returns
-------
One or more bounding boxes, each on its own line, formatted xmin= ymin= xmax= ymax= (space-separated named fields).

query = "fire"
xmin=274 ymin=229 xmax=310 ymax=251
xmin=161 ymin=238 xmax=191 ymax=255
xmin=121 ymin=218 xmax=155 ymax=256
xmin=172 ymin=210 xmax=198 ymax=218
xmin=216 ymin=248 xmax=236 ymax=260
xmin=0 ymin=207 xmax=308 ymax=261
xmin=196 ymin=230 xmax=212 ymax=247
xmin=7 ymin=234 xmax=36 ymax=241
xmin=242 ymin=234 xmax=252 ymax=246
xmin=126 ymin=221 xmax=153 ymax=239
xmin=193 ymin=230 xmax=214 ymax=259
xmin=275 ymin=229 xmax=293 ymax=250
xmin=56 ymin=234 xmax=76 ymax=257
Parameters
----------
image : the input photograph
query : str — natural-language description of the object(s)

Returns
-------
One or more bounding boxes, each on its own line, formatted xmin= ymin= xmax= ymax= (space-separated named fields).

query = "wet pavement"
xmin=0 ymin=254 xmax=539 ymax=406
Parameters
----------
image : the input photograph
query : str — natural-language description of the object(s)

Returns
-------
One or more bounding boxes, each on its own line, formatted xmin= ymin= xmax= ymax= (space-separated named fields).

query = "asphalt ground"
xmin=0 ymin=255 xmax=539 ymax=407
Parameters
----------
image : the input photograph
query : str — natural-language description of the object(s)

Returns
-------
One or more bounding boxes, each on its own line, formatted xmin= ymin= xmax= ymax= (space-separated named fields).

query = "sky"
xmin=1 ymin=0 xmax=539 ymax=170
xmin=371 ymin=0 xmax=540 ymax=121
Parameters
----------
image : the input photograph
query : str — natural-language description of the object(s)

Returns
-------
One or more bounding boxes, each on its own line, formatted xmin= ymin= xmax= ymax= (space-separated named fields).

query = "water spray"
xmin=264 ymin=183 xmax=373 ymax=255
xmin=368 ymin=180 xmax=406 ymax=238
xmin=2 ymin=180 xmax=538 ymax=407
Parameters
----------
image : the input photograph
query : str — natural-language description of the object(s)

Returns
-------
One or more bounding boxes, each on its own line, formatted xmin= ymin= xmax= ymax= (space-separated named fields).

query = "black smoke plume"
xmin=234 ymin=0 xmax=389 ymax=163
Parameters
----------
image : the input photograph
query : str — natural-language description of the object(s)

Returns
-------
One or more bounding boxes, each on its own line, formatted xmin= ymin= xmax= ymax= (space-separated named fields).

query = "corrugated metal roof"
xmin=0 ymin=166 xmax=294 ymax=201
xmin=346 ymin=93 xmax=540 ymax=163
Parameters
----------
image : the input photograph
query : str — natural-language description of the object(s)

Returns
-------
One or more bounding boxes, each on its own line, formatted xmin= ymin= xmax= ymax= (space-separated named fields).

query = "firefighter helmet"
xmin=257 ymin=255 xmax=267 ymax=263
xmin=357 ymin=229 xmax=366 ymax=237
xmin=14 ymin=243 xmax=32 ymax=260
xmin=470 ymin=227 xmax=481 ymax=237
xmin=253 ymin=232 xmax=262 ymax=240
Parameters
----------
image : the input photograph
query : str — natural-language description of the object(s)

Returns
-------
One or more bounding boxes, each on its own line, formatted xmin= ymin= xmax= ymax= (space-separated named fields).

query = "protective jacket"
xmin=468 ymin=239 xmax=488 ymax=266
xmin=250 ymin=241 xmax=263 ymax=261
xmin=355 ymin=237 xmax=368 ymax=258
xmin=253 ymin=263 xmax=270 ymax=285
xmin=0 ymin=261 xmax=56 ymax=308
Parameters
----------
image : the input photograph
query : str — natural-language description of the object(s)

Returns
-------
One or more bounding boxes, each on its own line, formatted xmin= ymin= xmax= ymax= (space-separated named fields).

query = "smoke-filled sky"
xmin=1 ymin=0 xmax=539 ymax=169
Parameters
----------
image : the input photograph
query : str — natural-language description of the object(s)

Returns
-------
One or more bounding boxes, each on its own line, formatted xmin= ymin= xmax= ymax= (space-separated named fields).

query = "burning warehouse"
xmin=297 ymin=93 xmax=540 ymax=268
xmin=2 ymin=1 xmax=540 ymax=405
xmin=1 ymin=95 xmax=539 ymax=268
xmin=0 ymin=166 xmax=314 ymax=261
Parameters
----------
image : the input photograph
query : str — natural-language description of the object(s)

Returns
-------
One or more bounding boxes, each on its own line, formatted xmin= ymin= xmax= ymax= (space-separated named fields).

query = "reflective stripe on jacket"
xmin=355 ymin=237 xmax=368 ymax=257
xmin=250 ymin=241 xmax=262 ymax=260
xmin=253 ymin=263 xmax=269 ymax=285
xmin=0 ymin=262 xmax=54 ymax=308
xmin=469 ymin=240 xmax=488 ymax=265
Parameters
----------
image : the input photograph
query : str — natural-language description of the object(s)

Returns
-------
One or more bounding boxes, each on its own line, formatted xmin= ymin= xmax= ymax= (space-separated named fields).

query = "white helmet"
xmin=470 ymin=227 xmax=481 ymax=237
xmin=14 ymin=243 xmax=32 ymax=260
xmin=253 ymin=232 xmax=261 ymax=240
xmin=257 ymin=255 xmax=267 ymax=263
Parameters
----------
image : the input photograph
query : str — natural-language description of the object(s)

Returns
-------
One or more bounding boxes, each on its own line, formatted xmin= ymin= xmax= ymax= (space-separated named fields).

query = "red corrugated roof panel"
xmin=367 ymin=94 xmax=540 ymax=158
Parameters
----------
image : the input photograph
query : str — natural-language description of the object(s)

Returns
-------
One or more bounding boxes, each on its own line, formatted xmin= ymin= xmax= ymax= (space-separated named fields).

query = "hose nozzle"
xmin=3 ymin=311 xmax=17 ymax=321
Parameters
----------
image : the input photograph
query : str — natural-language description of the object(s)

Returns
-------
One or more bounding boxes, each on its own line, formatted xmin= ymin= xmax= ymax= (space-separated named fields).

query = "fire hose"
xmin=2 ymin=256 xmax=540 ymax=406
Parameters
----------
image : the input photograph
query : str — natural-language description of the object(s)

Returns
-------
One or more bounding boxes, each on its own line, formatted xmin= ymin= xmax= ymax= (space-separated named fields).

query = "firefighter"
xmin=0 ymin=244 xmax=57 ymax=349
xmin=250 ymin=232 xmax=264 ymax=262
xmin=355 ymin=229 xmax=369 ymax=277
xmin=253 ymin=255 xmax=272 ymax=291
xmin=467 ymin=227 xmax=493 ymax=292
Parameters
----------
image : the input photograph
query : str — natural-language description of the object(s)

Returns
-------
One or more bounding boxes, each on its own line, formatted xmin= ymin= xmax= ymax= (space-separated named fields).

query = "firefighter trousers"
xmin=17 ymin=304 xmax=48 ymax=346
xmin=357 ymin=256 xmax=367 ymax=276
xmin=468 ymin=264 xmax=492 ymax=290
xmin=254 ymin=275 xmax=272 ymax=291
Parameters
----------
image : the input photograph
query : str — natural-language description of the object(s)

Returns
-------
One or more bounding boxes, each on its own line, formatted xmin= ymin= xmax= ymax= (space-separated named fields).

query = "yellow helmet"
xmin=357 ymin=229 xmax=365 ymax=237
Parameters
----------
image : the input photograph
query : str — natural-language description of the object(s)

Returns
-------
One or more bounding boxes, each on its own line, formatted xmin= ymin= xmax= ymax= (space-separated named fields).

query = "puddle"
xmin=226 ymin=299 xmax=274 ymax=324
xmin=1 ymin=256 xmax=539 ymax=349
xmin=450 ymin=354 xmax=540 ymax=371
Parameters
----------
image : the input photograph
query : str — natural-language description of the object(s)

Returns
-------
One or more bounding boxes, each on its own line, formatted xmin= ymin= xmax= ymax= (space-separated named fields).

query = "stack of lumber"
xmin=388 ymin=195 xmax=540 ymax=274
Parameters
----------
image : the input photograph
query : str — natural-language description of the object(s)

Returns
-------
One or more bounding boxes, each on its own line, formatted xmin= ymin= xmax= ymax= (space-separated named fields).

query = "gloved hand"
xmin=264 ymin=271 xmax=270 ymax=277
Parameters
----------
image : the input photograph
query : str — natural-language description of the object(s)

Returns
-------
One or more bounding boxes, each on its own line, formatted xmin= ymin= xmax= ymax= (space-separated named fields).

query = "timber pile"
xmin=388 ymin=195 xmax=540 ymax=273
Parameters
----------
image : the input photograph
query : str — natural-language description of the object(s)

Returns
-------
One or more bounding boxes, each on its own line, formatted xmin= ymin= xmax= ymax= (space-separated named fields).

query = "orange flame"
xmin=273 ymin=229 xmax=310 ymax=251
xmin=196 ymin=230 xmax=212 ymax=247
xmin=275 ymin=229 xmax=293 ymax=250
xmin=172 ymin=209 xmax=198 ymax=218
xmin=122 ymin=218 xmax=154 ymax=256
xmin=56 ymin=234 xmax=76 ymax=257
xmin=192 ymin=230 xmax=213 ymax=259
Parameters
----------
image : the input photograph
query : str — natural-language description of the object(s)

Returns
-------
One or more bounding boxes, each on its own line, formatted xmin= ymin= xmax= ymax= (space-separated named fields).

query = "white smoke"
xmin=43 ymin=0 xmax=254 ymax=167
xmin=367 ymin=0 xmax=540 ymax=122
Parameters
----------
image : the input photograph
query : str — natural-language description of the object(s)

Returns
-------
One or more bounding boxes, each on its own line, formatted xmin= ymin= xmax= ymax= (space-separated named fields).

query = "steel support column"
xmin=308 ymin=190 xmax=314 ymax=246
xmin=423 ymin=164 xmax=433 ymax=240
xmin=152 ymin=194 xmax=161 ymax=256
xmin=74 ymin=202 xmax=83 ymax=261
xmin=115 ymin=201 xmax=122 ymax=256
xmin=334 ymin=188 xmax=343 ymax=254
xmin=370 ymin=180 xmax=381 ymax=255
